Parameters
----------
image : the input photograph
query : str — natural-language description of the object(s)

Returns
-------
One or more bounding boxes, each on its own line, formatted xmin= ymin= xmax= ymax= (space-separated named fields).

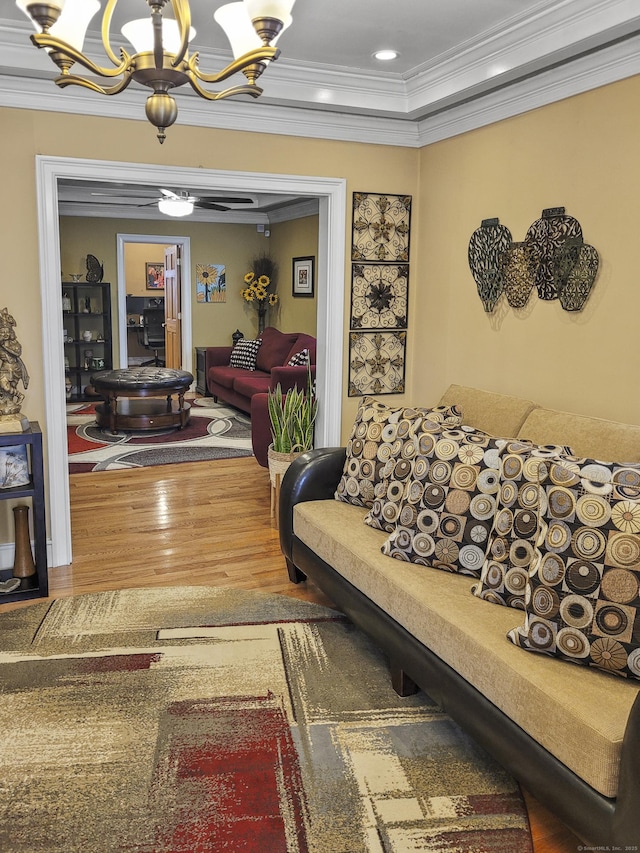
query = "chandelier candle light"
xmin=16 ymin=0 xmax=296 ymax=143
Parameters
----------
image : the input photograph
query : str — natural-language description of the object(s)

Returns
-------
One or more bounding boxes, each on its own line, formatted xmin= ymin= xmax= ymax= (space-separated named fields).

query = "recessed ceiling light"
xmin=373 ymin=49 xmax=399 ymax=61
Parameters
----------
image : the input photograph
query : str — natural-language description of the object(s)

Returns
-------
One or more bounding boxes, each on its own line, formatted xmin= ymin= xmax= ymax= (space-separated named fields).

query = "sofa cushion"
xmin=380 ymin=427 xmax=510 ymax=576
xmin=334 ymin=397 xmax=463 ymax=508
xmin=233 ymin=372 xmax=272 ymax=398
xmin=255 ymin=327 xmax=298 ymax=373
xmin=508 ymin=454 xmax=640 ymax=681
xmin=229 ymin=337 xmax=261 ymax=370
xmin=284 ymin=333 xmax=316 ymax=366
xmin=209 ymin=364 xmax=254 ymax=390
xmin=293 ymin=499 xmax=640 ymax=798
xmin=517 ymin=406 xmax=640 ymax=464
xmin=471 ymin=442 xmax=572 ymax=609
xmin=439 ymin=384 xmax=537 ymax=438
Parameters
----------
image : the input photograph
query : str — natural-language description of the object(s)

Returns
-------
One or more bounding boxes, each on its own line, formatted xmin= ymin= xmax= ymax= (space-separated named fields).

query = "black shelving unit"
xmin=0 ymin=423 xmax=48 ymax=602
xmin=62 ymin=281 xmax=112 ymax=402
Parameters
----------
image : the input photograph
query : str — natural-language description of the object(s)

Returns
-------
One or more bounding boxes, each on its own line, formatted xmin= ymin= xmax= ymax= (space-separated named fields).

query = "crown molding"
xmin=1 ymin=3 xmax=640 ymax=149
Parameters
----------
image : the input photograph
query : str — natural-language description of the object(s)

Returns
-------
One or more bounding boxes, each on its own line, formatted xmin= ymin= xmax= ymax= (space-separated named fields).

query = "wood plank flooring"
xmin=0 ymin=456 xmax=581 ymax=853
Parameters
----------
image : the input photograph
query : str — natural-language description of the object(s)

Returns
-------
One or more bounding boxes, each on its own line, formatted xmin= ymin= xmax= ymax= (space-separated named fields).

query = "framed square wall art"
xmin=292 ymin=256 xmax=315 ymax=297
xmin=348 ymin=330 xmax=406 ymax=397
xmin=146 ymin=262 xmax=165 ymax=290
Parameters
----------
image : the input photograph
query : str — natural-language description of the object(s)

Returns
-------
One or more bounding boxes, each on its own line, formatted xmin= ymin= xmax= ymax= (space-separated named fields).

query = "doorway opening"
xmin=116 ymin=235 xmax=192 ymax=371
xmin=37 ymin=156 xmax=346 ymax=567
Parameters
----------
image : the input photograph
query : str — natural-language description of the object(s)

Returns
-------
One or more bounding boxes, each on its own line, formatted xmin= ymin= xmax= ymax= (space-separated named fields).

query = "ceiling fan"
xmin=89 ymin=185 xmax=255 ymax=215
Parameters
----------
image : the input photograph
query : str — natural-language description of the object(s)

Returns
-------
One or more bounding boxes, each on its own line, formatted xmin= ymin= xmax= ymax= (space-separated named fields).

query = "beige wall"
xmin=124 ymin=242 xmax=170 ymax=296
xmin=414 ymin=74 xmax=640 ymax=426
xmin=269 ymin=215 xmax=319 ymax=335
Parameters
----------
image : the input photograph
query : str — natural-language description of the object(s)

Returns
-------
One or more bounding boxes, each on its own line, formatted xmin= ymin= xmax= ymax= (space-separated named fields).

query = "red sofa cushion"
xmin=209 ymin=365 xmax=254 ymax=390
xmin=284 ymin=333 xmax=316 ymax=365
xmin=255 ymin=327 xmax=299 ymax=373
xmin=233 ymin=372 xmax=272 ymax=398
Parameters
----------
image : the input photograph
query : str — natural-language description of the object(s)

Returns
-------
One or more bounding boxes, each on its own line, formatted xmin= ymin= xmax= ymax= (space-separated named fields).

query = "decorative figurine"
xmin=0 ymin=307 xmax=29 ymax=432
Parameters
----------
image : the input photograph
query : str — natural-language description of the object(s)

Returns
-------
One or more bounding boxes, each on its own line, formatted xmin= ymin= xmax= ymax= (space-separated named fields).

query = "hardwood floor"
xmin=0 ymin=457 xmax=581 ymax=853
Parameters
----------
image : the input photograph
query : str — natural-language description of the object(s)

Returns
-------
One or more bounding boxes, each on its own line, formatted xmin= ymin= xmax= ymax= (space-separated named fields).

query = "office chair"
xmin=141 ymin=307 xmax=166 ymax=366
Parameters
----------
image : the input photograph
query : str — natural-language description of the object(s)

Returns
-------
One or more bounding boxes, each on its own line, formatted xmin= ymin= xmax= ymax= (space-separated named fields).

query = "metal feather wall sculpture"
xmin=468 ymin=207 xmax=599 ymax=313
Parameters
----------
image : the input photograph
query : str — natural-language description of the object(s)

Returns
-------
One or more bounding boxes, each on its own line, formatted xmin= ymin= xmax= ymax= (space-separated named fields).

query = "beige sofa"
xmin=279 ymin=384 xmax=640 ymax=848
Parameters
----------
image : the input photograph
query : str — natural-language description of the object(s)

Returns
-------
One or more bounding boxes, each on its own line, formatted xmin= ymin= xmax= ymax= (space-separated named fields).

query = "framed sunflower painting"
xmin=196 ymin=263 xmax=226 ymax=303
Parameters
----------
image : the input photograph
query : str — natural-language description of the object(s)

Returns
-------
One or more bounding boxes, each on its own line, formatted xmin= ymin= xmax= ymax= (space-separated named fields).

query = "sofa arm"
xmin=269 ymin=364 xmax=316 ymax=394
xmin=205 ymin=346 xmax=233 ymax=370
xmin=278 ymin=447 xmax=346 ymax=569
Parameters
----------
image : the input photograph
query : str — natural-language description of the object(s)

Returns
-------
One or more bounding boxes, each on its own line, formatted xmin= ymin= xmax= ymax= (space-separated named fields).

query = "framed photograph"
xmin=292 ymin=256 xmax=315 ymax=297
xmin=146 ymin=262 xmax=165 ymax=290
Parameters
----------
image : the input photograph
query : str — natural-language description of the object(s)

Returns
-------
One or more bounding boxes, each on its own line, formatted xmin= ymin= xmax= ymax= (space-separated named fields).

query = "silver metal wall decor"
xmin=468 ymin=207 xmax=599 ymax=313
xmin=348 ymin=331 xmax=407 ymax=396
xmin=349 ymin=192 xmax=412 ymax=396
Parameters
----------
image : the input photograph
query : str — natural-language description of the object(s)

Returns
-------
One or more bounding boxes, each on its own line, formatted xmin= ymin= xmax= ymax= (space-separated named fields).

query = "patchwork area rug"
xmin=66 ymin=398 xmax=253 ymax=473
xmin=0 ymin=586 xmax=532 ymax=852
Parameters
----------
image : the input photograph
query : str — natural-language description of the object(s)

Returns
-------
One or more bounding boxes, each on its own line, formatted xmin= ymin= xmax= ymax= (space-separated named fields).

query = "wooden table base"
xmin=95 ymin=397 xmax=191 ymax=432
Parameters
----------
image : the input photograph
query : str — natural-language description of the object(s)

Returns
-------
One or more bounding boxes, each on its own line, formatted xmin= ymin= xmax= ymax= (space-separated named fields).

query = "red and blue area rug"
xmin=66 ymin=398 xmax=253 ymax=473
xmin=0 ymin=586 xmax=532 ymax=852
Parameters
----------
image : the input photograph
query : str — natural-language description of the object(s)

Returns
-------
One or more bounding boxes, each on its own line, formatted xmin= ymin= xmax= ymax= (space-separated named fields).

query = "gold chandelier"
xmin=16 ymin=0 xmax=296 ymax=143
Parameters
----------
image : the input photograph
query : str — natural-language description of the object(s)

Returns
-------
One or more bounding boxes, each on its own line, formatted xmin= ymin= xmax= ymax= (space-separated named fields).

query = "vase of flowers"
xmin=241 ymin=254 xmax=279 ymax=334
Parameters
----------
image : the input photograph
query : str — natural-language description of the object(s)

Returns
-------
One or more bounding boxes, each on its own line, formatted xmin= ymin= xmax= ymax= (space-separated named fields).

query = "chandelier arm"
xmin=101 ymin=0 xmax=121 ymax=68
xmin=55 ymin=72 xmax=134 ymax=97
xmin=32 ymin=33 xmax=131 ymax=78
xmin=187 ymin=46 xmax=279 ymax=85
xmin=170 ymin=0 xmax=192 ymax=69
xmin=185 ymin=74 xmax=263 ymax=102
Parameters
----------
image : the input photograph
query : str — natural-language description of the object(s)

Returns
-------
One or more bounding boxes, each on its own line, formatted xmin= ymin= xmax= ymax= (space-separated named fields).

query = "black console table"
xmin=0 ymin=422 xmax=48 ymax=602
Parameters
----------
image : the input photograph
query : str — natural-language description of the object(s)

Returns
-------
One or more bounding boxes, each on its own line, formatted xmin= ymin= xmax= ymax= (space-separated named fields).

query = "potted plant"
xmin=267 ymin=360 xmax=317 ymax=488
xmin=241 ymin=254 xmax=279 ymax=334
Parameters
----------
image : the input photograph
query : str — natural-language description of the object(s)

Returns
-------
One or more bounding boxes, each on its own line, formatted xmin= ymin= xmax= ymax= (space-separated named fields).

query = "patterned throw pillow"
xmin=229 ymin=338 xmax=261 ymax=370
xmin=334 ymin=397 xmax=463 ymax=509
xmin=380 ymin=426 xmax=510 ymax=576
xmin=287 ymin=348 xmax=309 ymax=367
xmin=471 ymin=442 xmax=573 ymax=609
xmin=508 ymin=454 xmax=640 ymax=680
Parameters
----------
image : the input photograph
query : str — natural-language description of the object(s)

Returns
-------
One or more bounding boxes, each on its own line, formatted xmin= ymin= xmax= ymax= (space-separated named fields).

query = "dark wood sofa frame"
xmin=279 ymin=447 xmax=640 ymax=849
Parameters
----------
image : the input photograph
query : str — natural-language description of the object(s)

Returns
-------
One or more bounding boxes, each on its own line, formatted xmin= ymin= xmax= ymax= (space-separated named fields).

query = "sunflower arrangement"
xmin=241 ymin=255 xmax=279 ymax=331
xmin=241 ymin=272 xmax=279 ymax=306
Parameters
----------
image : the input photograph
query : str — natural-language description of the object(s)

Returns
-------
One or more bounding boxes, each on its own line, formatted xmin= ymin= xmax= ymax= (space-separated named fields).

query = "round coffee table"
xmin=90 ymin=367 xmax=193 ymax=433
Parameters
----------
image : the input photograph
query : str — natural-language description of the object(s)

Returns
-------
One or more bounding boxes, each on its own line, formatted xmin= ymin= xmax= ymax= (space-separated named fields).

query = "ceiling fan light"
xmin=122 ymin=18 xmax=196 ymax=55
xmin=158 ymin=197 xmax=194 ymax=217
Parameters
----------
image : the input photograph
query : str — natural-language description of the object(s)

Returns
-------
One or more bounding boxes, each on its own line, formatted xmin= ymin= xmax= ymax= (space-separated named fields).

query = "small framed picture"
xmin=146 ymin=262 xmax=165 ymax=290
xmin=292 ymin=256 xmax=315 ymax=297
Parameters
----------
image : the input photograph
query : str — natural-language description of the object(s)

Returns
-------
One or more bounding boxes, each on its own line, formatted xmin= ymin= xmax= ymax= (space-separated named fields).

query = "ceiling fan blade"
xmin=195 ymin=201 xmax=230 ymax=211
xmin=197 ymin=196 xmax=254 ymax=205
xmin=160 ymin=188 xmax=180 ymax=198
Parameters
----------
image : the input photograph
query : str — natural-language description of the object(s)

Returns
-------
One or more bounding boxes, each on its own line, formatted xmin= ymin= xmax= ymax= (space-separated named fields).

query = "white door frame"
xmin=36 ymin=155 xmax=346 ymax=567
xmin=116 ymin=234 xmax=192 ymax=371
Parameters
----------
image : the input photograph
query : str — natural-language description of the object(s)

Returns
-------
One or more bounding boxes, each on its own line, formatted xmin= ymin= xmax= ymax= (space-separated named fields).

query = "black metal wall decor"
xmin=349 ymin=192 xmax=411 ymax=396
xmin=468 ymin=207 xmax=599 ymax=313
xmin=525 ymin=207 xmax=583 ymax=300
xmin=467 ymin=218 xmax=512 ymax=312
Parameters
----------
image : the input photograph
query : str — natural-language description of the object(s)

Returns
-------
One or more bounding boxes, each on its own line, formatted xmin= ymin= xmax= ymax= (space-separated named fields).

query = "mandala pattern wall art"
xmin=352 ymin=193 xmax=411 ymax=262
xmin=351 ymin=264 xmax=408 ymax=329
xmin=348 ymin=331 xmax=406 ymax=397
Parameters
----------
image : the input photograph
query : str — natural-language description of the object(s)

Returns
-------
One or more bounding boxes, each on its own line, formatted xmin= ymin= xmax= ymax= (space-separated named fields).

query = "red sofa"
xmin=205 ymin=326 xmax=316 ymax=468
